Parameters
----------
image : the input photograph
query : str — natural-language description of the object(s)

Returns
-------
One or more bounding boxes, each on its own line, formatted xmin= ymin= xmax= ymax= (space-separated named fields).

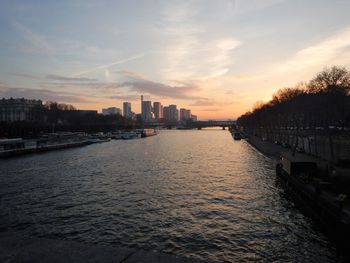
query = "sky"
xmin=1 ymin=0 xmax=350 ymax=120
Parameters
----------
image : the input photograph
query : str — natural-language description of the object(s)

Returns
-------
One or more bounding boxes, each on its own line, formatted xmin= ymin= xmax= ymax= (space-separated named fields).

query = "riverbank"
xmin=0 ymin=232 xmax=207 ymax=263
xmin=245 ymin=135 xmax=282 ymax=160
xmin=246 ymin=133 xmax=350 ymax=260
xmin=246 ymin=134 xmax=328 ymax=167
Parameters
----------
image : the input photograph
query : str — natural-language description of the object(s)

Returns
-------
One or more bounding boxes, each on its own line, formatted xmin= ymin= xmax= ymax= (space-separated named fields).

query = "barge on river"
xmin=0 ymin=133 xmax=89 ymax=158
xmin=140 ymin=128 xmax=157 ymax=138
xmin=276 ymin=153 xmax=350 ymax=240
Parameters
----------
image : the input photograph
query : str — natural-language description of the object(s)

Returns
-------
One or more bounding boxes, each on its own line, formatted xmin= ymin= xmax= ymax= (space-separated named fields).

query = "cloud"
xmin=115 ymin=70 xmax=201 ymax=100
xmin=198 ymin=107 xmax=223 ymax=112
xmin=277 ymin=27 xmax=350 ymax=73
xmin=190 ymin=98 xmax=237 ymax=107
xmin=12 ymin=73 xmax=98 ymax=82
xmin=0 ymin=87 xmax=91 ymax=103
xmin=158 ymin=2 xmax=241 ymax=80
xmin=118 ymin=80 xmax=200 ymax=100
xmin=108 ymin=94 xmax=140 ymax=101
xmin=114 ymin=70 xmax=147 ymax=79
xmin=12 ymin=73 xmax=41 ymax=80
xmin=46 ymin=74 xmax=97 ymax=82
xmin=229 ymin=0 xmax=286 ymax=15
xmin=190 ymin=99 xmax=217 ymax=106
xmin=12 ymin=20 xmax=52 ymax=53
xmin=39 ymin=69 xmax=201 ymax=100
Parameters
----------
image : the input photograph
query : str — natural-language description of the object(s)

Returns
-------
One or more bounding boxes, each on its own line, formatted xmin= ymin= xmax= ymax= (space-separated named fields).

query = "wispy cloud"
xmin=39 ymin=69 xmax=202 ymax=100
xmin=46 ymin=74 xmax=97 ymax=82
xmin=114 ymin=70 xmax=147 ymax=80
xmin=12 ymin=73 xmax=41 ymax=80
xmin=277 ymin=27 xmax=350 ymax=73
xmin=190 ymin=99 xmax=218 ymax=106
xmin=158 ymin=2 xmax=241 ymax=80
xmin=199 ymin=107 xmax=223 ymax=112
xmin=12 ymin=20 xmax=52 ymax=53
xmin=190 ymin=98 xmax=237 ymax=107
xmin=115 ymin=70 xmax=201 ymax=100
xmin=108 ymin=94 xmax=140 ymax=101
xmin=229 ymin=0 xmax=286 ymax=15
xmin=0 ymin=87 xmax=91 ymax=103
xmin=12 ymin=73 xmax=98 ymax=82
xmin=118 ymin=80 xmax=199 ymax=100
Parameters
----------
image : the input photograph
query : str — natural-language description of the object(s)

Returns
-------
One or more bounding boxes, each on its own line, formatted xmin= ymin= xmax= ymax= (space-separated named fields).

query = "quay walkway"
xmin=0 ymin=232 xmax=208 ymax=263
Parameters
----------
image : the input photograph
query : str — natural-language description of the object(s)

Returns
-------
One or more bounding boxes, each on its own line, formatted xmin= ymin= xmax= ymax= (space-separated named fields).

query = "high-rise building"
xmin=153 ymin=102 xmax=163 ymax=121
xmin=123 ymin=102 xmax=132 ymax=119
xmin=102 ymin=107 xmax=122 ymax=116
xmin=180 ymin=108 xmax=191 ymax=121
xmin=163 ymin=106 xmax=170 ymax=121
xmin=191 ymin=115 xmax=197 ymax=121
xmin=164 ymin=104 xmax=178 ymax=121
xmin=141 ymin=95 xmax=153 ymax=121
xmin=186 ymin=109 xmax=191 ymax=120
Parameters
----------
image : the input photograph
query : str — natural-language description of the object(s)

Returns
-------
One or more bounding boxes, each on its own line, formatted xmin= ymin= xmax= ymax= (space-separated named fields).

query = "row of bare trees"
xmin=1 ymin=101 xmax=142 ymax=138
xmin=237 ymin=66 xmax=350 ymax=163
xmin=238 ymin=66 xmax=350 ymax=130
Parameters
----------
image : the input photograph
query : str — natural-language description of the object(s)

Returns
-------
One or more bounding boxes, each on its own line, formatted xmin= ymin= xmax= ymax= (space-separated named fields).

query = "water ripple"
xmin=0 ymin=130 xmax=337 ymax=262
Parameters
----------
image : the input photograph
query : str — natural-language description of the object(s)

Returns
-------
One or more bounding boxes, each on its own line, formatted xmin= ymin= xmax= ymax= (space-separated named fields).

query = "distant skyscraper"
xmin=191 ymin=115 xmax=197 ymax=121
xmin=165 ymin=104 xmax=178 ymax=121
xmin=153 ymin=102 xmax=163 ymax=121
xmin=123 ymin=102 xmax=132 ymax=119
xmin=180 ymin=108 xmax=191 ymax=121
xmin=186 ymin=109 xmax=191 ymax=120
xmin=163 ymin=106 xmax=170 ymax=121
xmin=141 ymin=95 xmax=153 ymax=121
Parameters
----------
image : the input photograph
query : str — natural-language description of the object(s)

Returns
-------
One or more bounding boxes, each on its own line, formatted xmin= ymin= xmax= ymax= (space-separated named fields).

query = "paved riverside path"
xmin=0 ymin=233 xmax=208 ymax=263
xmin=245 ymin=135 xmax=283 ymax=160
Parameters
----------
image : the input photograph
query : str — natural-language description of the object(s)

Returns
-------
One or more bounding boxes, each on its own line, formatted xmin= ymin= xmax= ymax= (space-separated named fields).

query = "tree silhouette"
xmin=237 ymin=66 xmax=350 ymax=164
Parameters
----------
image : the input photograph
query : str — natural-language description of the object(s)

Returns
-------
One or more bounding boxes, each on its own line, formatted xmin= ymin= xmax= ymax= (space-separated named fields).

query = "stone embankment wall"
xmin=242 ymin=128 xmax=350 ymax=164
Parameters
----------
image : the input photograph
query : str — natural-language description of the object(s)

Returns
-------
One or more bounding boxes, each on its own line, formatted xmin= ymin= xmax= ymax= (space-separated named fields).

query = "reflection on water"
xmin=0 ymin=129 xmax=337 ymax=262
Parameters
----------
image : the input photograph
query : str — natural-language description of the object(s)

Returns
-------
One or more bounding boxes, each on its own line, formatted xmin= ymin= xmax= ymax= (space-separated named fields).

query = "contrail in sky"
xmin=71 ymin=53 xmax=146 ymax=77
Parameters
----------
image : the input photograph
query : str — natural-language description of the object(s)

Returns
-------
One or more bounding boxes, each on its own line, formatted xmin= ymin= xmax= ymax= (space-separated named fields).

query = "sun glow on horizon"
xmin=1 ymin=0 xmax=350 ymax=119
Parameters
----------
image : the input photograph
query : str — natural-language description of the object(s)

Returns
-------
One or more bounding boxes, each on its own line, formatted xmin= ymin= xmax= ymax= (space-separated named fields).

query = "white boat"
xmin=88 ymin=134 xmax=111 ymax=144
xmin=121 ymin=131 xmax=140 ymax=140
xmin=232 ymin=132 xmax=241 ymax=140
xmin=140 ymin=129 xmax=157 ymax=137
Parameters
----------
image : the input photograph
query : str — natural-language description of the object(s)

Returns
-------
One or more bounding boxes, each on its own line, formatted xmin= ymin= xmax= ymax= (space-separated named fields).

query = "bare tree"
xmin=309 ymin=66 xmax=350 ymax=95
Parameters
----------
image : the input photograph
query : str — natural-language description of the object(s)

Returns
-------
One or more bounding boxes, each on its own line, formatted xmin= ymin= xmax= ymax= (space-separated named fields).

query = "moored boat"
xmin=232 ymin=132 xmax=241 ymax=140
xmin=111 ymin=131 xmax=123 ymax=140
xmin=276 ymin=153 xmax=350 ymax=241
xmin=121 ymin=131 xmax=140 ymax=140
xmin=140 ymin=128 xmax=157 ymax=138
xmin=88 ymin=133 xmax=111 ymax=144
xmin=0 ymin=133 xmax=90 ymax=157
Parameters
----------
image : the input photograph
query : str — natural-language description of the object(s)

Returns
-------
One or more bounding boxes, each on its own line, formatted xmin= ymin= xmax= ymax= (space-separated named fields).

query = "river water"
xmin=0 ymin=129 xmax=338 ymax=262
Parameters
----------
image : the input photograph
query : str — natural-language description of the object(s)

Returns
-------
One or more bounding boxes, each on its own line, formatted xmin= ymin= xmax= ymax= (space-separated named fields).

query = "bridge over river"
xmin=145 ymin=120 xmax=236 ymax=129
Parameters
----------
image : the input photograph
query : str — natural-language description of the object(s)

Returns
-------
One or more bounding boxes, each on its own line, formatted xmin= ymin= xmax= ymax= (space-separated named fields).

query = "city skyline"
xmin=99 ymin=95 xmax=197 ymax=122
xmin=1 ymin=1 xmax=350 ymax=119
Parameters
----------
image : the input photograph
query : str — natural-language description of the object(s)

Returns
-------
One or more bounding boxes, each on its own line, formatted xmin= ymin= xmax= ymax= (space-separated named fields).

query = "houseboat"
xmin=121 ymin=131 xmax=140 ymax=140
xmin=233 ymin=132 xmax=241 ymax=140
xmin=276 ymin=153 xmax=350 ymax=240
xmin=140 ymin=129 xmax=157 ymax=138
